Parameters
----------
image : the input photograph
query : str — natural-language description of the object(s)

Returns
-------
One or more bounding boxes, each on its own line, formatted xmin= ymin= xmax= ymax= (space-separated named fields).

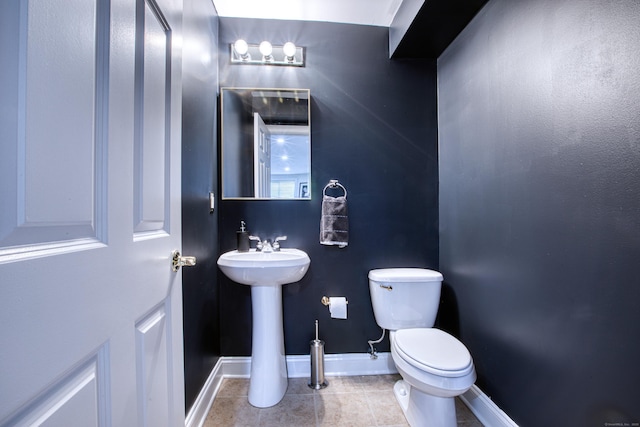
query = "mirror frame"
xmin=220 ymin=87 xmax=311 ymax=200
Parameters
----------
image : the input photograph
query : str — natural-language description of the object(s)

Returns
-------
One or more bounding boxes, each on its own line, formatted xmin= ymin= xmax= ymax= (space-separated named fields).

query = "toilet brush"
xmin=308 ymin=319 xmax=328 ymax=389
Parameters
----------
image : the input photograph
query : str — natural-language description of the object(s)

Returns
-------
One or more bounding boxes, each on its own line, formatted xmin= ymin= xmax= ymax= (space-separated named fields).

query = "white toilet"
xmin=369 ymin=268 xmax=476 ymax=427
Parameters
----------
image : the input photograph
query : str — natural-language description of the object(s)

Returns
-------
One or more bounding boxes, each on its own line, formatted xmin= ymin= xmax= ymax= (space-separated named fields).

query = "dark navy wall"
xmin=438 ymin=0 xmax=640 ymax=425
xmin=181 ymin=0 xmax=219 ymax=412
xmin=218 ymin=18 xmax=437 ymax=356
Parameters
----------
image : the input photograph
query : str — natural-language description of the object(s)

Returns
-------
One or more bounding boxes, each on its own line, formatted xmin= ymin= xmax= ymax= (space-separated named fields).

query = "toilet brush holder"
xmin=309 ymin=320 xmax=328 ymax=389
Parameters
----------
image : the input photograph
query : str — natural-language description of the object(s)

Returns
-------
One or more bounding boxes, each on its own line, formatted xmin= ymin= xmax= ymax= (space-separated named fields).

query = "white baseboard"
xmin=460 ymin=385 xmax=519 ymax=427
xmin=222 ymin=351 xmax=398 ymax=379
xmin=185 ymin=353 xmax=518 ymax=427
xmin=184 ymin=360 xmax=224 ymax=427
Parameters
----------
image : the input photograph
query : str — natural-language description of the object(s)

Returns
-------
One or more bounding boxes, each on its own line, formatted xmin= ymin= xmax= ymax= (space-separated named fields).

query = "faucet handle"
xmin=273 ymin=236 xmax=287 ymax=251
xmin=249 ymin=235 xmax=262 ymax=251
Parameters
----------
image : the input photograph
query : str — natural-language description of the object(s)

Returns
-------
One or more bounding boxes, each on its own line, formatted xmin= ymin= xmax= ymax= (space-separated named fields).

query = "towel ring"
xmin=322 ymin=180 xmax=347 ymax=198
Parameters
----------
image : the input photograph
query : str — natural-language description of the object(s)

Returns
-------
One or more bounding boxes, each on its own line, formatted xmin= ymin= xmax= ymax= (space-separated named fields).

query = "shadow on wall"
xmin=436 ymin=281 xmax=460 ymax=338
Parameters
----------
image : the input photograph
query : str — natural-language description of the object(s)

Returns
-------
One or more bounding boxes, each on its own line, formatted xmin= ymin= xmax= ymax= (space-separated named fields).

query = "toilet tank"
xmin=368 ymin=268 xmax=443 ymax=330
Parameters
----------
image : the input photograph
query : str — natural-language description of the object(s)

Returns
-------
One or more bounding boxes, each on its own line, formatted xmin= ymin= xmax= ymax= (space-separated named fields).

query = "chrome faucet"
xmin=261 ymin=240 xmax=274 ymax=253
xmin=249 ymin=236 xmax=274 ymax=252
xmin=249 ymin=235 xmax=287 ymax=252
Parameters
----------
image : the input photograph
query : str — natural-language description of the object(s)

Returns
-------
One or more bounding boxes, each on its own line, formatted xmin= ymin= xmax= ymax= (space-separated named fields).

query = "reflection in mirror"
xmin=221 ymin=88 xmax=310 ymax=199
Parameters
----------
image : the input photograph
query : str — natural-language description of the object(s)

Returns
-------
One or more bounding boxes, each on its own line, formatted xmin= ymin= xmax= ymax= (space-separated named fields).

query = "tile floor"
xmin=204 ymin=374 xmax=483 ymax=427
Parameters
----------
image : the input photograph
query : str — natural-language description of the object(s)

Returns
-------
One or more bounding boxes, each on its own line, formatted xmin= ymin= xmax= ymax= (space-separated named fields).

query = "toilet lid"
xmin=368 ymin=268 xmax=443 ymax=283
xmin=394 ymin=328 xmax=473 ymax=376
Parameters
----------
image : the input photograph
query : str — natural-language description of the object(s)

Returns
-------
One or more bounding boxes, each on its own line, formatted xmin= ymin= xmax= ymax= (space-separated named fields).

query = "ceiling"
xmin=211 ymin=0 xmax=489 ymax=58
xmin=211 ymin=0 xmax=404 ymax=27
xmin=393 ymin=0 xmax=488 ymax=57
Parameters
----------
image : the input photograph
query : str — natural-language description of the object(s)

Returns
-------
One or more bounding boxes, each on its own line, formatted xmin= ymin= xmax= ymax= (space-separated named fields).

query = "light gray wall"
xmin=438 ymin=0 xmax=640 ymax=425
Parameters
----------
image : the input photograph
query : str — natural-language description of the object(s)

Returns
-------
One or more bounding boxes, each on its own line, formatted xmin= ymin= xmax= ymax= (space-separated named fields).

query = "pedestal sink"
xmin=217 ymin=249 xmax=310 ymax=407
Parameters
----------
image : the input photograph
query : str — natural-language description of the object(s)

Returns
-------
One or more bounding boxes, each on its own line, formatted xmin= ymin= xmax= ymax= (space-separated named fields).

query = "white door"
xmin=254 ymin=112 xmax=272 ymax=198
xmin=0 ymin=0 xmax=186 ymax=426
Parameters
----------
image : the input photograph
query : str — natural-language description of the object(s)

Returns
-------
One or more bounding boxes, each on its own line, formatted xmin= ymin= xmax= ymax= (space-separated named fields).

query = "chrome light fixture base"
xmin=230 ymin=41 xmax=305 ymax=67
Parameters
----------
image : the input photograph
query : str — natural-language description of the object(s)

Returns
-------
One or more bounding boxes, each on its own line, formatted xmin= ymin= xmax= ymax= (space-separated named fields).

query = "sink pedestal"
xmin=248 ymin=284 xmax=287 ymax=408
xmin=216 ymin=248 xmax=311 ymax=408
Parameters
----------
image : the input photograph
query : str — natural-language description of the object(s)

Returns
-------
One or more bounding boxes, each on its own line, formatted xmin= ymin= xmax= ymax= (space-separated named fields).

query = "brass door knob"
xmin=172 ymin=250 xmax=196 ymax=272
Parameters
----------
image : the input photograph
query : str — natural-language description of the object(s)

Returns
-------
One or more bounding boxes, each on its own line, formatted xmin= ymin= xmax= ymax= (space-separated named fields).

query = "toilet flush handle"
xmin=379 ymin=284 xmax=393 ymax=291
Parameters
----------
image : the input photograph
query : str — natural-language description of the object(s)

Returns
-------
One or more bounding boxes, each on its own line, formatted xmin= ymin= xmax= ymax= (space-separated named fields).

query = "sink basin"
xmin=217 ymin=249 xmax=310 ymax=286
xmin=217 ymin=248 xmax=311 ymax=408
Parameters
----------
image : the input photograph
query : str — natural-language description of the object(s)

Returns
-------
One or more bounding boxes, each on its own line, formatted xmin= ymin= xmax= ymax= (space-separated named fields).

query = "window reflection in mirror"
xmin=221 ymin=88 xmax=310 ymax=199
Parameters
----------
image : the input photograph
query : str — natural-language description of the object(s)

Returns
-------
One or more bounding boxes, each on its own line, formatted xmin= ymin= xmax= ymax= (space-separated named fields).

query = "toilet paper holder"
xmin=321 ymin=296 xmax=348 ymax=306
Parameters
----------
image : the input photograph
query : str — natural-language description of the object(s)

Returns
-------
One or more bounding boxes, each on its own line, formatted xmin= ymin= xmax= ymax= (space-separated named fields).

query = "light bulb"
xmin=234 ymin=39 xmax=249 ymax=58
xmin=283 ymin=42 xmax=296 ymax=60
xmin=259 ymin=41 xmax=273 ymax=57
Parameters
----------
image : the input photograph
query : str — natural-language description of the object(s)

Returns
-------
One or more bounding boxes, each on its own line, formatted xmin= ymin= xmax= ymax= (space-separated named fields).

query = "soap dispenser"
xmin=237 ymin=220 xmax=250 ymax=252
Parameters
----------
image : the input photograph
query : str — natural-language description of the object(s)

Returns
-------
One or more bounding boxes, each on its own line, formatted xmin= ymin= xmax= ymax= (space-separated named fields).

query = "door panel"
xmin=3 ymin=349 xmax=109 ymax=427
xmin=0 ymin=0 xmax=184 ymax=425
xmin=0 ymin=0 xmax=107 ymax=254
xmin=135 ymin=304 xmax=171 ymax=427
xmin=134 ymin=0 xmax=170 ymax=235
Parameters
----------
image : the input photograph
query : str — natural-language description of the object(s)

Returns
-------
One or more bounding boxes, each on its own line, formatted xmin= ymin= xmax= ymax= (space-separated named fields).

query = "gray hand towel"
xmin=320 ymin=195 xmax=348 ymax=247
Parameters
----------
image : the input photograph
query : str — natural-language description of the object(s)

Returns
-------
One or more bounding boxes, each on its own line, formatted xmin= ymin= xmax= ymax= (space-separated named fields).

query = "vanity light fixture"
xmin=233 ymin=39 xmax=250 ymax=60
xmin=283 ymin=42 xmax=296 ymax=62
xmin=259 ymin=41 xmax=273 ymax=62
xmin=231 ymin=39 xmax=304 ymax=67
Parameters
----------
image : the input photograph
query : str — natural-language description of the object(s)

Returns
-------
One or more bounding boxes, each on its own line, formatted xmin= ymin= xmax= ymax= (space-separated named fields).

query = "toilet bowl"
xmin=391 ymin=329 xmax=476 ymax=427
xmin=368 ymin=268 xmax=476 ymax=427
xmin=392 ymin=328 xmax=475 ymax=397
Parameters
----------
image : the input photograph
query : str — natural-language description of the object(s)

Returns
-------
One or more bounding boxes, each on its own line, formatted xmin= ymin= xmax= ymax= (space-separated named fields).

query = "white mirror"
xmin=221 ymin=88 xmax=310 ymax=199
